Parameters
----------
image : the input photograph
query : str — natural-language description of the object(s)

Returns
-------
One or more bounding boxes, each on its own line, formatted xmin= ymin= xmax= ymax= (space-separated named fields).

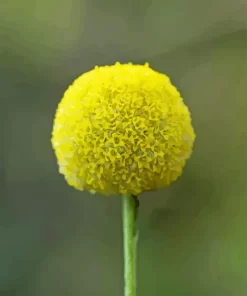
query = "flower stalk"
xmin=122 ymin=194 xmax=139 ymax=296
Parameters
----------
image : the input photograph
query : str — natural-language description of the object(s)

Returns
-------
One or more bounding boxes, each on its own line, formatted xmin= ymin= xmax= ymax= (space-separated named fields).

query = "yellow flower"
xmin=51 ymin=62 xmax=195 ymax=196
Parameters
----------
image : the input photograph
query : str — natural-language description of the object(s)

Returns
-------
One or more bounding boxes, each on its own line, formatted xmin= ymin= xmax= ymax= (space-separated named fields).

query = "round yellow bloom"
xmin=51 ymin=63 xmax=195 ymax=196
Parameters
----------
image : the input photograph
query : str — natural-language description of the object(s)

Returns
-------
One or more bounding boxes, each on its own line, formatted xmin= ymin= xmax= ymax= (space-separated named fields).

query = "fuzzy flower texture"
xmin=51 ymin=63 xmax=195 ymax=196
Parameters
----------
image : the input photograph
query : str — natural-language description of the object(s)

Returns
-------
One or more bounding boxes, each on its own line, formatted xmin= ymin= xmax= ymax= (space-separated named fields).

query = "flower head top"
xmin=51 ymin=62 xmax=195 ymax=196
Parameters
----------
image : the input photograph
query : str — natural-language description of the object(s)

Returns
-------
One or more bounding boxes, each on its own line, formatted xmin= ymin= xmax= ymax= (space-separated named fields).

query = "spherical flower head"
xmin=51 ymin=62 xmax=195 ymax=196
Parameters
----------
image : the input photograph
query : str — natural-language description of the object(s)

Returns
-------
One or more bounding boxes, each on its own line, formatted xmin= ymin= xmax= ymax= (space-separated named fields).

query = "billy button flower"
xmin=51 ymin=62 xmax=196 ymax=296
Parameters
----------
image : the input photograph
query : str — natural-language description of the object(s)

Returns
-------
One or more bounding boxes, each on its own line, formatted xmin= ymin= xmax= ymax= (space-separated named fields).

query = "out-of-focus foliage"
xmin=1 ymin=0 xmax=247 ymax=295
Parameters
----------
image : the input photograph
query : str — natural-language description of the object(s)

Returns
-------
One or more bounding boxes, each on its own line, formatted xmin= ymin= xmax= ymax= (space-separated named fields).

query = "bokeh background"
xmin=1 ymin=0 xmax=247 ymax=295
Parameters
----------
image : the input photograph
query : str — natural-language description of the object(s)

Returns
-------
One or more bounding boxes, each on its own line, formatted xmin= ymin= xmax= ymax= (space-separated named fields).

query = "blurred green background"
xmin=1 ymin=0 xmax=247 ymax=295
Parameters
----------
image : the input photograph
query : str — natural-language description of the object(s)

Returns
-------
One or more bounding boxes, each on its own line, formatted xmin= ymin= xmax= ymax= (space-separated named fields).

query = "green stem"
xmin=122 ymin=194 xmax=139 ymax=296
